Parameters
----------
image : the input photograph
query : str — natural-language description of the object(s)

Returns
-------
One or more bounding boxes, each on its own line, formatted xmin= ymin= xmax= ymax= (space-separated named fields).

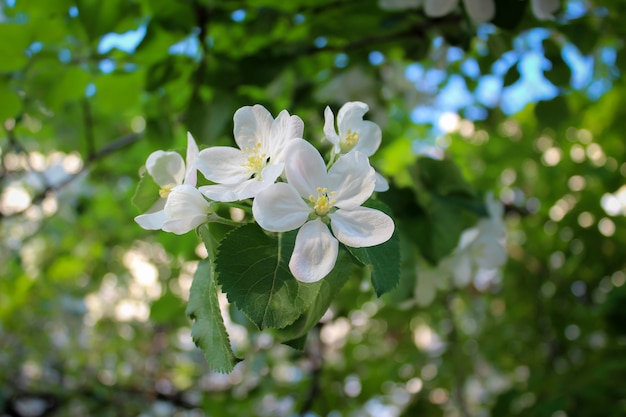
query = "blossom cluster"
xmin=135 ymin=102 xmax=394 ymax=282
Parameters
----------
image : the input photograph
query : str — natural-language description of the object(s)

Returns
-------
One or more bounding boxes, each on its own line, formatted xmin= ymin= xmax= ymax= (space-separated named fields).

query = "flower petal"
xmin=463 ymin=0 xmax=494 ymax=22
xmin=327 ymin=151 xmax=375 ymax=209
xmin=351 ymin=120 xmax=382 ymax=157
xmin=199 ymin=183 xmax=248 ymax=202
xmin=134 ymin=199 xmax=167 ymax=230
xmin=289 ymin=219 xmax=339 ymax=283
xmin=163 ymin=185 xmax=211 ymax=234
xmin=374 ymin=171 xmax=389 ymax=192
xmin=284 ymin=139 xmax=328 ymax=198
xmin=196 ymin=146 xmax=250 ymax=184
xmin=323 ymin=106 xmax=340 ymax=150
xmin=233 ymin=104 xmax=273 ymax=151
xmin=146 ymin=151 xmax=185 ymax=187
xmin=424 ymin=0 xmax=457 ymax=17
xmin=253 ymin=183 xmax=310 ymax=232
xmin=337 ymin=101 xmax=369 ymax=134
xmin=329 ymin=207 xmax=394 ymax=247
xmin=184 ymin=132 xmax=199 ymax=186
xmin=268 ymin=110 xmax=303 ymax=163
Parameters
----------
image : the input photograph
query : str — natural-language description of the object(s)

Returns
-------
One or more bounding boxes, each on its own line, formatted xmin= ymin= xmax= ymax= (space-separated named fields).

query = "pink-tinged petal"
xmin=268 ymin=110 xmax=304 ymax=162
xmin=327 ymin=152 xmax=375 ymax=209
xmin=196 ymin=146 xmax=250 ymax=184
xmin=289 ymin=219 xmax=339 ymax=283
xmin=253 ymin=183 xmax=310 ymax=232
xmin=284 ymin=139 xmax=328 ymax=198
xmin=163 ymin=185 xmax=211 ymax=234
xmin=424 ymin=0 xmax=457 ymax=17
xmin=329 ymin=207 xmax=394 ymax=247
xmin=336 ymin=101 xmax=369 ymax=134
xmin=146 ymin=151 xmax=185 ymax=187
xmin=463 ymin=0 xmax=494 ymax=22
xmin=374 ymin=171 xmax=389 ymax=192
xmin=184 ymin=132 xmax=199 ymax=186
xmin=351 ymin=120 xmax=382 ymax=157
xmin=233 ymin=104 xmax=273 ymax=150
xmin=323 ymin=106 xmax=340 ymax=150
xmin=134 ymin=199 xmax=167 ymax=230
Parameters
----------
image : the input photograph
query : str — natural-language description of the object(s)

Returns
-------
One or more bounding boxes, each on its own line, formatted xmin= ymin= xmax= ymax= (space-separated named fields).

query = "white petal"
xmin=268 ymin=110 xmax=304 ymax=163
xmin=289 ymin=219 xmax=339 ymax=283
xmin=374 ymin=171 xmax=390 ymax=192
xmin=323 ymin=106 xmax=341 ymax=150
xmin=196 ymin=146 xmax=250 ymax=184
xmin=184 ymin=132 xmax=199 ymax=186
xmin=233 ymin=104 xmax=273 ymax=150
xmin=351 ymin=120 xmax=382 ymax=157
xmin=327 ymin=152 xmax=375 ymax=209
xmin=146 ymin=151 xmax=185 ymax=187
xmin=253 ymin=183 xmax=310 ymax=232
xmin=284 ymin=139 xmax=328 ymax=198
xmin=163 ymin=185 xmax=211 ymax=234
xmin=134 ymin=199 xmax=167 ymax=230
xmin=463 ymin=0 xmax=495 ymax=22
xmin=199 ymin=183 xmax=248 ymax=202
xmin=329 ymin=207 xmax=394 ymax=247
xmin=424 ymin=0 xmax=457 ymax=17
xmin=337 ymin=101 xmax=369 ymax=133
xmin=531 ymin=0 xmax=559 ymax=20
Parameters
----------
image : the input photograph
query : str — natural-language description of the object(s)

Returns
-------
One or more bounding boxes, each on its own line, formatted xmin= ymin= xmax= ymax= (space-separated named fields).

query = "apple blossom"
xmin=135 ymin=132 xmax=199 ymax=230
xmin=252 ymin=139 xmax=394 ymax=283
xmin=197 ymin=104 xmax=303 ymax=202
xmin=324 ymin=101 xmax=389 ymax=191
xmin=162 ymin=184 xmax=213 ymax=235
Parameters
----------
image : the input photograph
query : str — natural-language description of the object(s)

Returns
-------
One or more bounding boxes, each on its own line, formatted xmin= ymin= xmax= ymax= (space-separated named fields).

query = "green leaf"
xmin=186 ymin=258 xmax=239 ymax=373
xmin=347 ymin=199 xmax=400 ymax=296
xmin=0 ymin=24 xmax=31 ymax=72
xmin=411 ymin=157 xmax=475 ymax=198
xmin=216 ymin=224 xmax=322 ymax=330
xmin=275 ymin=250 xmax=353 ymax=344
xmin=131 ymin=171 xmax=160 ymax=213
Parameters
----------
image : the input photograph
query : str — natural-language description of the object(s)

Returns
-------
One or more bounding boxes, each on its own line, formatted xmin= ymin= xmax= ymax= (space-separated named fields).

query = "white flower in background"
xmin=198 ymin=104 xmax=304 ymax=202
xmin=162 ymin=184 xmax=213 ymax=234
xmin=531 ymin=0 xmax=559 ymax=20
xmin=253 ymin=139 xmax=394 ymax=283
xmin=440 ymin=192 xmax=507 ymax=287
xmin=135 ymin=132 xmax=199 ymax=230
xmin=423 ymin=0 xmax=495 ymax=23
xmin=324 ymin=101 xmax=389 ymax=191
xmin=378 ymin=0 xmax=422 ymax=11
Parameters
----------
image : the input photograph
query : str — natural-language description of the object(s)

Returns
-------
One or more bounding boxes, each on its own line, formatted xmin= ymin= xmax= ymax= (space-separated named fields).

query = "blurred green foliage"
xmin=1 ymin=0 xmax=626 ymax=416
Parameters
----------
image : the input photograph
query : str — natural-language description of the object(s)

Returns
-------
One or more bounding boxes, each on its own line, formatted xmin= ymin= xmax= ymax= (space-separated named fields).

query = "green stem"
xmin=198 ymin=224 xmax=218 ymax=261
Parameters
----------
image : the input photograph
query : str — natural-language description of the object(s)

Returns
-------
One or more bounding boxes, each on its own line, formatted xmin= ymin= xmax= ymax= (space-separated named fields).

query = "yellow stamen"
xmin=309 ymin=187 xmax=337 ymax=216
xmin=340 ymin=129 xmax=360 ymax=152
xmin=241 ymin=143 xmax=267 ymax=178
xmin=159 ymin=184 xmax=175 ymax=198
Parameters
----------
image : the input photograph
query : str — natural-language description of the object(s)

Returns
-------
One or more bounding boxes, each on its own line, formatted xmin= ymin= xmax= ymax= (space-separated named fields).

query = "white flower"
xmin=440 ymin=192 xmax=507 ymax=286
xmin=162 ymin=184 xmax=213 ymax=234
xmin=423 ymin=0 xmax=495 ymax=23
xmin=323 ymin=101 xmax=389 ymax=192
xmin=197 ymin=104 xmax=303 ymax=202
xmin=252 ymin=139 xmax=394 ymax=283
xmin=135 ymin=132 xmax=199 ymax=230
xmin=531 ymin=0 xmax=559 ymax=20
xmin=378 ymin=0 xmax=422 ymax=11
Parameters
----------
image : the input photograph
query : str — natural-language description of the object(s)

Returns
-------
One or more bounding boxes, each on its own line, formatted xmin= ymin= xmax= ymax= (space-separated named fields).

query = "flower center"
xmin=308 ymin=187 xmax=337 ymax=216
xmin=340 ymin=129 xmax=360 ymax=152
xmin=241 ymin=143 xmax=268 ymax=179
xmin=159 ymin=184 xmax=175 ymax=198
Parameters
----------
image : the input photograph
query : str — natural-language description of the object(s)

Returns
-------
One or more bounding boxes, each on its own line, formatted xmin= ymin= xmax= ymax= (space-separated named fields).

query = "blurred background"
xmin=1 ymin=0 xmax=626 ymax=416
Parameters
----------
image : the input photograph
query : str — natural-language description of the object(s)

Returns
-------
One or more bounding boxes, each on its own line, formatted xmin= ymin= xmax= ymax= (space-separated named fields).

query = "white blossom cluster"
xmin=135 ymin=103 xmax=394 ymax=282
